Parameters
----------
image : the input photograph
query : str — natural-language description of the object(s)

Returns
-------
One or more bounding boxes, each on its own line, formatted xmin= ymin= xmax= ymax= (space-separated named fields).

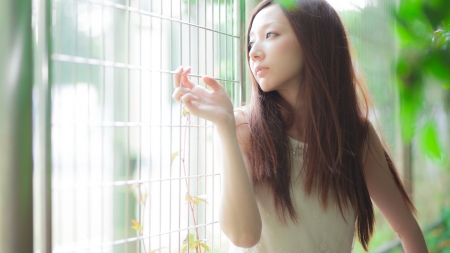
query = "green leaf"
xmin=423 ymin=1 xmax=449 ymax=30
xmin=183 ymin=233 xmax=196 ymax=245
xmin=131 ymin=219 xmax=143 ymax=231
xmin=419 ymin=121 xmax=444 ymax=161
xmin=185 ymin=192 xmax=193 ymax=203
xmin=199 ymin=242 xmax=210 ymax=252
xmin=171 ymin=151 xmax=179 ymax=167
xmin=186 ymin=192 xmax=208 ymax=205
xmin=432 ymin=29 xmax=450 ymax=49
xmin=193 ymin=194 xmax=208 ymax=205
xmin=424 ymin=51 xmax=450 ymax=81
xmin=397 ymin=0 xmax=423 ymax=23
xmin=275 ymin=0 xmax=297 ymax=10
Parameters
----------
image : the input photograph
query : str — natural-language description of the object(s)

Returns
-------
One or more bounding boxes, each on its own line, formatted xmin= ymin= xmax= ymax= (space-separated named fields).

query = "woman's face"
xmin=248 ymin=4 xmax=303 ymax=93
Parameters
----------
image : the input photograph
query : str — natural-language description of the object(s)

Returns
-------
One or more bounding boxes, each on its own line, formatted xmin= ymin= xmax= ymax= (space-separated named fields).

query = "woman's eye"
xmin=266 ymin=32 xmax=276 ymax=38
xmin=248 ymin=32 xmax=276 ymax=50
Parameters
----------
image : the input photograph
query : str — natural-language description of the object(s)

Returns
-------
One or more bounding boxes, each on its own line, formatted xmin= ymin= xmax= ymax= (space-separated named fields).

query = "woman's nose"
xmin=249 ymin=43 xmax=264 ymax=61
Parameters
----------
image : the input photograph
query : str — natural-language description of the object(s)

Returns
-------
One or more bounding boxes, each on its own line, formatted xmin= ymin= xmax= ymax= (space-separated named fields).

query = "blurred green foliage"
xmin=424 ymin=207 xmax=450 ymax=252
xmin=356 ymin=0 xmax=450 ymax=252
xmin=395 ymin=0 xmax=450 ymax=162
xmin=337 ymin=0 xmax=450 ymax=251
xmin=276 ymin=0 xmax=297 ymax=10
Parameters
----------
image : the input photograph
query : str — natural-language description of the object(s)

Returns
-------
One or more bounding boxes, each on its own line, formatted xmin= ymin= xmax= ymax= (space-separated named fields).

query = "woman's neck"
xmin=277 ymin=89 xmax=307 ymax=142
xmin=286 ymin=120 xmax=306 ymax=142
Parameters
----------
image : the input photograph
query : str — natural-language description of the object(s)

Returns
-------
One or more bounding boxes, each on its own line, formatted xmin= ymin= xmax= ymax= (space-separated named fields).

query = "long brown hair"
xmin=245 ymin=0 xmax=415 ymax=251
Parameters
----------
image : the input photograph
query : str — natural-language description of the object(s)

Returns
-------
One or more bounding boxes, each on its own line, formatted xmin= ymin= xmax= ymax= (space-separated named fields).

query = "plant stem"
xmin=136 ymin=112 xmax=204 ymax=253
xmin=182 ymin=115 xmax=201 ymax=241
xmin=141 ymin=185 xmax=147 ymax=253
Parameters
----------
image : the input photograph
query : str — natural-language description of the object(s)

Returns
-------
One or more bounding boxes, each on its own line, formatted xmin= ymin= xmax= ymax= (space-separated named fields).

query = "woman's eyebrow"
xmin=249 ymin=22 xmax=285 ymax=36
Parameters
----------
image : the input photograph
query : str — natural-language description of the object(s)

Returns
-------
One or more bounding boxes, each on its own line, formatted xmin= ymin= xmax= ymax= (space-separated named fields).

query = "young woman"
xmin=172 ymin=0 xmax=427 ymax=252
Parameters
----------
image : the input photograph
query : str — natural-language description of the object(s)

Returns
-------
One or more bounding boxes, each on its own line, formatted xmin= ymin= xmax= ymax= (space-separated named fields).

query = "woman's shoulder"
xmin=233 ymin=105 xmax=250 ymax=123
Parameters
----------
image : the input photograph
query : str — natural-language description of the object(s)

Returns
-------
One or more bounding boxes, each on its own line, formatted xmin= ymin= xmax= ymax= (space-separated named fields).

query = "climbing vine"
xmin=131 ymin=107 xmax=210 ymax=253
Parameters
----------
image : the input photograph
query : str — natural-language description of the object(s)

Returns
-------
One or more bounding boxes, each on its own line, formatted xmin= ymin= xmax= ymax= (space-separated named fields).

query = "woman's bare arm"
xmin=363 ymin=123 xmax=428 ymax=253
xmin=216 ymin=110 xmax=261 ymax=248
xmin=172 ymin=67 xmax=261 ymax=247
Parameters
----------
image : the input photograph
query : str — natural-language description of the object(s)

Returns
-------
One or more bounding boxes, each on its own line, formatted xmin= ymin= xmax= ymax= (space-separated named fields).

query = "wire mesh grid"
xmin=50 ymin=0 xmax=242 ymax=252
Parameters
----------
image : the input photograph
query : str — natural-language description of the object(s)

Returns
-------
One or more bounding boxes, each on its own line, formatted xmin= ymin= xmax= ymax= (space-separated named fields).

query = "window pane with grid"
xmin=51 ymin=0 xmax=242 ymax=252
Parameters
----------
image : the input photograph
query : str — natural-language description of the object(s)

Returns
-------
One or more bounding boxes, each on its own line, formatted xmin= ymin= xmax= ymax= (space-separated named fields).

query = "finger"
xmin=202 ymin=76 xmax=223 ymax=92
xmin=181 ymin=67 xmax=195 ymax=89
xmin=180 ymin=93 xmax=200 ymax=110
xmin=173 ymin=66 xmax=183 ymax=88
xmin=180 ymin=67 xmax=190 ymax=87
xmin=172 ymin=87 xmax=191 ymax=102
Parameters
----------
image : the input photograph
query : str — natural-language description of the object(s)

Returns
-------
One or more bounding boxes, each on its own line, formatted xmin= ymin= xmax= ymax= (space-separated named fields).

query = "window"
xmin=51 ymin=0 xmax=243 ymax=252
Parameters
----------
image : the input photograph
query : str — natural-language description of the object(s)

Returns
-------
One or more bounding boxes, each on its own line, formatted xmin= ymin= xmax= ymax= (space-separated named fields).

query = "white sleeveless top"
xmin=228 ymin=137 xmax=356 ymax=253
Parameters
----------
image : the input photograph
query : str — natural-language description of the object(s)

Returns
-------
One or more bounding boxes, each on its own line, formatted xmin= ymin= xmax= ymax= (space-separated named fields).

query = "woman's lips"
xmin=256 ymin=68 xmax=268 ymax=77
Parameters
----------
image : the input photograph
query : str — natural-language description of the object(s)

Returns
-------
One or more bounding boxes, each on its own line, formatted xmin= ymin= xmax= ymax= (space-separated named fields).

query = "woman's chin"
xmin=259 ymin=85 xmax=275 ymax=93
xmin=258 ymin=81 xmax=273 ymax=93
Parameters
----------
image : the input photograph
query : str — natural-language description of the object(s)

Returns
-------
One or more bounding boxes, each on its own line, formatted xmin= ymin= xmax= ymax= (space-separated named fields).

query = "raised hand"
xmin=172 ymin=66 xmax=235 ymax=127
